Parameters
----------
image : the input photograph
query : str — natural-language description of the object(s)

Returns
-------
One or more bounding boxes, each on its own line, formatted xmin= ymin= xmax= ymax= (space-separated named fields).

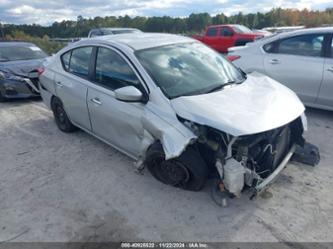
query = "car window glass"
xmin=90 ymin=31 xmax=99 ymax=37
xmin=220 ymin=27 xmax=233 ymax=37
xmin=263 ymin=42 xmax=276 ymax=53
xmin=136 ymin=42 xmax=244 ymax=99
xmin=69 ymin=47 xmax=93 ymax=78
xmin=207 ymin=27 xmax=218 ymax=37
xmin=278 ymin=34 xmax=324 ymax=57
xmin=95 ymin=47 xmax=139 ymax=90
xmin=61 ymin=51 xmax=71 ymax=71
xmin=0 ymin=45 xmax=47 ymax=61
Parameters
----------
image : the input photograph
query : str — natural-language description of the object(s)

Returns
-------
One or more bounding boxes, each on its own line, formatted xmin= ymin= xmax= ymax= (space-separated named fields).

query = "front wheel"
xmin=51 ymin=97 xmax=77 ymax=133
xmin=0 ymin=90 xmax=6 ymax=102
xmin=145 ymin=143 xmax=208 ymax=191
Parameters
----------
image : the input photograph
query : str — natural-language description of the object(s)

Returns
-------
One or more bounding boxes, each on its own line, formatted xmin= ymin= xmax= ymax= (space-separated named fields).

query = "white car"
xmin=40 ymin=32 xmax=309 ymax=197
xmin=228 ymin=27 xmax=333 ymax=111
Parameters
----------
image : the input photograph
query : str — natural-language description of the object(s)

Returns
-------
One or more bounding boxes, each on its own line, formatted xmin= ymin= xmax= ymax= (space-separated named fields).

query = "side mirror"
xmin=114 ymin=86 xmax=143 ymax=102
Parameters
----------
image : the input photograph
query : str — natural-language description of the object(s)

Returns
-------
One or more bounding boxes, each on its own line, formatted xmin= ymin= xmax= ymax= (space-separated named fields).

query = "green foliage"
xmin=1 ymin=7 xmax=333 ymax=41
xmin=4 ymin=31 xmax=65 ymax=54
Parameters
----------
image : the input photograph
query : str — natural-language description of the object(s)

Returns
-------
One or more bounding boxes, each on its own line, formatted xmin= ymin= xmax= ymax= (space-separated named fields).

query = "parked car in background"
xmin=192 ymin=24 xmax=264 ymax=53
xmin=0 ymin=42 xmax=48 ymax=102
xmin=88 ymin=28 xmax=142 ymax=38
xmin=263 ymin=26 xmax=305 ymax=34
xmin=227 ymin=27 xmax=333 ymax=111
xmin=252 ymin=29 xmax=272 ymax=37
xmin=39 ymin=32 xmax=309 ymax=197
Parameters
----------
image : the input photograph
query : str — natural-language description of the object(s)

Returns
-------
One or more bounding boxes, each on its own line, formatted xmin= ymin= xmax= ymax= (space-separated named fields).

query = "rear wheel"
xmin=145 ymin=142 xmax=208 ymax=191
xmin=51 ymin=97 xmax=77 ymax=132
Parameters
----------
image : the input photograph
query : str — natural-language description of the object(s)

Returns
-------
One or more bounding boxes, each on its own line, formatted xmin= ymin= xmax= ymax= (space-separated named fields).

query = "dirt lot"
xmin=0 ymin=99 xmax=333 ymax=242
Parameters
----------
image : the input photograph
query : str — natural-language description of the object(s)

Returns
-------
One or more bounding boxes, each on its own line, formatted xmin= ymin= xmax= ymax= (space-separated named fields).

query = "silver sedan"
xmin=228 ymin=27 xmax=333 ymax=111
xmin=40 ymin=33 xmax=309 ymax=196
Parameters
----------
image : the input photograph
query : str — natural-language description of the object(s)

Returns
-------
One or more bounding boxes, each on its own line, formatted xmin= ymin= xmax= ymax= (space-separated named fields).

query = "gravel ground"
xmin=0 ymin=99 xmax=332 ymax=242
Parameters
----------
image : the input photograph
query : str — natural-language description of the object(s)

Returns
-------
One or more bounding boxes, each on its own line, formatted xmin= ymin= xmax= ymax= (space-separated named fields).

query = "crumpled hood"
xmin=0 ymin=58 xmax=45 ymax=78
xmin=171 ymin=72 xmax=305 ymax=136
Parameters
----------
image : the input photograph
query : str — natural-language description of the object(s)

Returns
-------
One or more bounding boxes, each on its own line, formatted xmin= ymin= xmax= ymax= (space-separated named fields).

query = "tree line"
xmin=2 ymin=7 xmax=333 ymax=38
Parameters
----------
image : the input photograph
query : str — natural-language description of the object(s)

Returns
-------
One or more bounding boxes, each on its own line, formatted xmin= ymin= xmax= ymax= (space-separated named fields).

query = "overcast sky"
xmin=0 ymin=0 xmax=332 ymax=25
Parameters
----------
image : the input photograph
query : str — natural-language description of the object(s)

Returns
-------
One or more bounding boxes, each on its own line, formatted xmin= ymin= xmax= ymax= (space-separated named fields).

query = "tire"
xmin=145 ymin=142 xmax=208 ymax=191
xmin=51 ymin=97 xmax=77 ymax=133
xmin=0 ymin=90 xmax=5 ymax=102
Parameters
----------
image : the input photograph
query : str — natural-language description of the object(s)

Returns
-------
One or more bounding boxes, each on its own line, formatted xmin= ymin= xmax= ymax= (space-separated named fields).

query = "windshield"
xmin=232 ymin=25 xmax=253 ymax=34
xmin=0 ymin=45 xmax=47 ymax=61
xmin=135 ymin=42 xmax=245 ymax=98
xmin=112 ymin=30 xmax=140 ymax=34
xmin=102 ymin=29 xmax=140 ymax=35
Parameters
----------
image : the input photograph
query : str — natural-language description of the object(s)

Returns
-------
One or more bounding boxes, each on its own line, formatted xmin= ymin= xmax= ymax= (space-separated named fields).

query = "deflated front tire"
xmin=145 ymin=142 xmax=208 ymax=191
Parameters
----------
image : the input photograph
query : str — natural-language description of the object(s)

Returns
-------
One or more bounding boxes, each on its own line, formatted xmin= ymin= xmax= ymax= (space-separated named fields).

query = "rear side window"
xmin=207 ymin=27 xmax=218 ymax=37
xmin=94 ymin=47 xmax=139 ymax=90
xmin=69 ymin=47 xmax=93 ymax=78
xmin=278 ymin=34 xmax=324 ymax=57
xmin=61 ymin=51 xmax=71 ymax=71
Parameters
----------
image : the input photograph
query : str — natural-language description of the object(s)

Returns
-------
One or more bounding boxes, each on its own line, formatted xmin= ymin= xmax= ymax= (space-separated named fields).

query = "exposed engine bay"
xmin=181 ymin=116 xmax=307 ymax=197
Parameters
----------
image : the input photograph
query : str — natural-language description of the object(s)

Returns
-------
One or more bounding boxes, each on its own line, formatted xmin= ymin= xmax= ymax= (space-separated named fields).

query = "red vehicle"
xmin=192 ymin=24 xmax=263 ymax=53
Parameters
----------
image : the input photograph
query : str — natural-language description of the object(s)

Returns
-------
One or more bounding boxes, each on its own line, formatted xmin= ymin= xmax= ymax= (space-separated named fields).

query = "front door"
xmin=87 ymin=46 xmax=146 ymax=158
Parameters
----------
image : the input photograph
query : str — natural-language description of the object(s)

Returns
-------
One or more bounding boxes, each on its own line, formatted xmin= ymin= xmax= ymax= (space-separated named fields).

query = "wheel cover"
xmin=160 ymin=160 xmax=190 ymax=186
xmin=55 ymin=105 xmax=66 ymax=124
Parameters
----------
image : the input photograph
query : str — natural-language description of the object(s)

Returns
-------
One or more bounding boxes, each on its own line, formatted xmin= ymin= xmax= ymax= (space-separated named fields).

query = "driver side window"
xmin=94 ymin=47 xmax=140 ymax=90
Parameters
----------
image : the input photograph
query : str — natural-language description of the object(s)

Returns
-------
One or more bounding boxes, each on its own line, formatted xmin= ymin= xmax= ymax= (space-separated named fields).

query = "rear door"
xmin=317 ymin=35 xmax=333 ymax=109
xmin=263 ymin=33 xmax=325 ymax=104
xmin=204 ymin=27 xmax=219 ymax=51
xmin=55 ymin=46 xmax=93 ymax=130
xmin=219 ymin=27 xmax=235 ymax=53
xmin=87 ymin=46 xmax=146 ymax=158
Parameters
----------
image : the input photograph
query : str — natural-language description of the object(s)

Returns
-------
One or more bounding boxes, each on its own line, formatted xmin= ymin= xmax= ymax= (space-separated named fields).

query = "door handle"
xmin=55 ymin=81 xmax=63 ymax=88
xmin=91 ymin=97 xmax=102 ymax=105
xmin=269 ymin=59 xmax=280 ymax=65
xmin=327 ymin=67 xmax=333 ymax=73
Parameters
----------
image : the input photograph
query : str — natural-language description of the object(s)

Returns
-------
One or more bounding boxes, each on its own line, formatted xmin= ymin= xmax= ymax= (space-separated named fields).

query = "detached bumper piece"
xmin=251 ymin=144 xmax=296 ymax=198
xmin=291 ymin=142 xmax=320 ymax=166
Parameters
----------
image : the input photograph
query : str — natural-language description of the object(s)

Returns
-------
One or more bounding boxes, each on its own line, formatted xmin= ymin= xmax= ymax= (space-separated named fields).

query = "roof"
xmin=207 ymin=24 xmax=244 ymax=28
xmin=84 ymin=32 xmax=195 ymax=51
xmin=90 ymin=27 xmax=140 ymax=32
xmin=253 ymin=26 xmax=333 ymax=45
xmin=284 ymin=26 xmax=333 ymax=35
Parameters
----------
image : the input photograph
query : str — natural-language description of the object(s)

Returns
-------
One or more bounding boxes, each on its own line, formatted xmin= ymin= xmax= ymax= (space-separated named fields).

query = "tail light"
xmin=37 ymin=67 xmax=45 ymax=76
xmin=226 ymin=55 xmax=241 ymax=62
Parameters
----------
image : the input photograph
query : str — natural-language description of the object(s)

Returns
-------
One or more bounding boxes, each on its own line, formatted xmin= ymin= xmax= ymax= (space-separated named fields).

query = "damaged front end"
xmin=181 ymin=115 xmax=311 ymax=198
xmin=0 ymin=67 xmax=43 ymax=100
